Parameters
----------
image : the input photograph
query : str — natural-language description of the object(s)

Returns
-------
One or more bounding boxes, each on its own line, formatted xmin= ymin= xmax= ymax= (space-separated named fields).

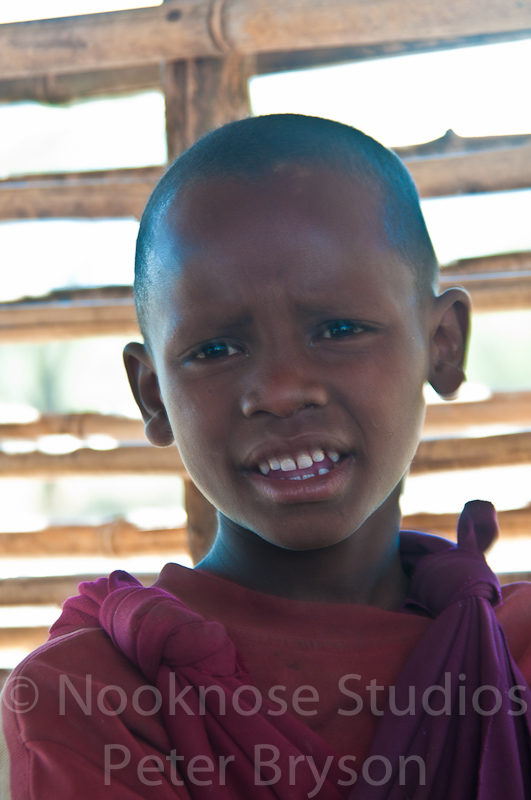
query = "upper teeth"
xmin=258 ymin=449 xmax=340 ymax=475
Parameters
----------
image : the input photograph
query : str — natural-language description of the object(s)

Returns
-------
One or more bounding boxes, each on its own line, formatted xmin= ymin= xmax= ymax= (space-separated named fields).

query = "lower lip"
xmin=245 ymin=455 xmax=355 ymax=504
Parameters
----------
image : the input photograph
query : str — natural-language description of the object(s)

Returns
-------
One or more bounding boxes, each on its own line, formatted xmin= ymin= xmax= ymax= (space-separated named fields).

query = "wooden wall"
xmin=0 ymin=0 xmax=531 ymax=680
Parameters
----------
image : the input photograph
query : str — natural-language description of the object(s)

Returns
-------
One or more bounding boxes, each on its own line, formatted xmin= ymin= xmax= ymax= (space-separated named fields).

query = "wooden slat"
xmin=0 ymin=64 xmax=161 ymax=104
xmin=0 ymin=296 xmax=139 ymax=342
xmin=0 ymin=1 xmax=219 ymax=80
xmin=0 ymin=431 xmax=530 ymax=479
xmin=439 ymin=251 xmax=531 ymax=312
xmin=442 ymin=251 xmax=531 ymax=275
xmin=0 ymin=166 xmax=162 ymax=222
xmin=2 ymin=250 xmax=531 ymax=344
xmin=424 ymin=392 xmax=531 ymax=436
xmin=2 ymin=140 xmax=531 ymax=223
xmin=499 ymin=571 xmax=531 ymax=585
xmin=0 ymin=412 xmax=144 ymax=441
xmin=407 ymin=141 xmax=531 ymax=198
xmin=402 ymin=506 xmax=531 ymax=538
xmin=0 ymin=391 xmax=530 ymax=443
xmin=396 ymin=130 xmax=531 ymax=159
xmin=0 ymin=628 xmax=49 ymax=650
xmin=0 ymin=446 xmax=185 ymax=478
xmin=3 ymin=31 xmax=531 ymax=104
xmin=0 ymin=0 xmax=530 ymax=79
xmin=0 ymin=573 xmax=158 ymax=606
xmin=0 ymin=522 xmax=188 ymax=557
xmin=411 ymin=431 xmax=531 ymax=474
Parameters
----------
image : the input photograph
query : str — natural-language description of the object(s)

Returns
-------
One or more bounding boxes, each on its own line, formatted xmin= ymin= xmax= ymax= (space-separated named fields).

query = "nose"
xmin=240 ymin=356 xmax=329 ymax=418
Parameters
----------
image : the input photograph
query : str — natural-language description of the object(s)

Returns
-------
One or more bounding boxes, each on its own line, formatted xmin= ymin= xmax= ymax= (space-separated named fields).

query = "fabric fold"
xmin=48 ymin=500 xmax=531 ymax=798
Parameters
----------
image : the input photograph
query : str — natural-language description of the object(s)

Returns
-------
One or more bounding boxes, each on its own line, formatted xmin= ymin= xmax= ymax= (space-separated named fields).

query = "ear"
xmin=428 ymin=288 xmax=471 ymax=400
xmin=123 ymin=342 xmax=175 ymax=447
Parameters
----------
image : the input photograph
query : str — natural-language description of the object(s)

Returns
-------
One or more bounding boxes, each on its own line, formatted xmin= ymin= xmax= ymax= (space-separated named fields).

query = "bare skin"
xmin=124 ymin=167 xmax=470 ymax=609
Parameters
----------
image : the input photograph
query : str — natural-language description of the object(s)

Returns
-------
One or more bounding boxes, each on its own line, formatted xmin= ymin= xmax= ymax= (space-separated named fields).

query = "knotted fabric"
xmin=50 ymin=500 xmax=531 ymax=798
xmin=349 ymin=500 xmax=531 ymax=799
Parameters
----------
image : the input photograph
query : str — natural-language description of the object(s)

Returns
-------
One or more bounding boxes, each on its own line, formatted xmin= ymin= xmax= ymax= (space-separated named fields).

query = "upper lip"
xmin=242 ymin=434 xmax=353 ymax=470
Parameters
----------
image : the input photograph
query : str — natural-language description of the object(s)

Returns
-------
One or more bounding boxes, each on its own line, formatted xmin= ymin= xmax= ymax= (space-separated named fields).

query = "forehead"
xmin=147 ymin=167 xmax=417 ymax=340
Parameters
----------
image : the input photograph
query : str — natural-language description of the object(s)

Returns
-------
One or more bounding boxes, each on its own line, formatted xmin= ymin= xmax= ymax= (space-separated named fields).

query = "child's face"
xmin=136 ymin=167 xmax=437 ymax=550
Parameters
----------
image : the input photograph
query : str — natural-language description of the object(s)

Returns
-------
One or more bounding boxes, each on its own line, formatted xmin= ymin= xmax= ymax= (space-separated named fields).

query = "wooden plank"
xmin=407 ymin=141 xmax=531 ymax=198
xmin=499 ymin=572 xmax=531 ymax=585
xmin=0 ymin=627 xmax=49 ymax=650
xmin=184 ymin=478 xmax=218 ymax=564
xmin=3 ymin=31 xmax=531 ymax=105
xmin=163 ymin=53 xmax=255 ymax=160
xmin=0 ymin=1 xmax=219 ymax=80
xmin=0 ymin=432 xmax=530 ymax=479
xmin=256 ymin=30 xmax=531 ymax=75
xmin=396 ymin=130 xmax=531 ymax=159
xmin=2 ymin=139 xmax=531 ymax=223
xmin=423 ymin=392 xmax=531 ymax=436
xmin=411 ymin=431 xmax=531 ymax=474
xmin=0 ymin=413 xmax=144 ymax=441
xmin=1 ymin=391 xmax=530 ymax=443
xmin=0 ymin=166 xmax=162 ymax=222
xmin=0 ymin=573 xmax=158 ymax=605
xmin=0 ymin=295 xmax=139 ymax=342
xmin=442 ymin=251 xmax=531 ymax=275
xmin=0 ymin=64 xmax=161 ymax=104
xmin=0 ymin=446 xmax=185 ymax=478
xmin=0 ymin=522 xmax=188 ymax=558
xmin=0 ymin=0 xmax=530 ymax=79
xmin=2 ymin=250 xmax=531 ymax=344
xmin=225 ymin=0 xmax=531 ymax=56
xmin=402 ymin=506 xmax=531 ymax=539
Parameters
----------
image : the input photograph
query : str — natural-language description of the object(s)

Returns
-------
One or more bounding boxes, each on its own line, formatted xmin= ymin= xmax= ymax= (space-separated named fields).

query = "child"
xmin=2 ymin=114 xmax=531 ymax=799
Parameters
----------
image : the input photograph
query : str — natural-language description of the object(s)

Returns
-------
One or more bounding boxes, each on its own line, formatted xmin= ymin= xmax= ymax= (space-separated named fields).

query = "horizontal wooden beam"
xmin=0 ymin=64 xmax=161 ymax=104
xmin=2 ymin=251 xmax=530 ymax=343
xmin=407 ymin=141 xmax=531 ymax=198
xmin=0 ymin=0 xmax=530 ymax=80
xmin=0 ymin=431 xmax=530 ymax=478
xmin=0 ymin=166 xmax=162 ymax=222
xmin=0 ymin=412 xmax=144 ymax=441
xmin=3 ymin=32 xmax=531 ymax=104
xmin=411 ymin=431 xmax=531 ymax=474
xmin=0 ymin=573 xmax=158 ymax=606
xmin=0 ymin=446 xmax=185 ymax=478
xmin=0 ymin=292 xmax=139 ymax=343
xmin=0 ymin=391 xmax=529 ymax=443
xmin=0 ymin=627 xmax=49 ymax=650
xmin=0 ymin=521 xmax=188 ymax=558
xmin=423 ymin=391 xmax=531 ymax=436
xmin=2 ymin=138 xmax=530 ymax=223
xmin=402 ymin=506 xmax=531 ymax=539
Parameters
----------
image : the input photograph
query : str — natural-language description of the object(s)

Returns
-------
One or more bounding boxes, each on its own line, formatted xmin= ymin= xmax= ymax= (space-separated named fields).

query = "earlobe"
xmin=123 ymin=342 xmax=175 ymax=447
xmin=428 ymin=288 xmax=471 ymax=400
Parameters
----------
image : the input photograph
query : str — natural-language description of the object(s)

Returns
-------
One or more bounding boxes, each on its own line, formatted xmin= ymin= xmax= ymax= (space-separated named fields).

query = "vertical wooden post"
xmin=183 ymin=478 xmax=219 ymax=564
xmin=164 ymin=52 xmax=255 ymax=560
xmin=162 ymin=53 xmax=255 ymax=161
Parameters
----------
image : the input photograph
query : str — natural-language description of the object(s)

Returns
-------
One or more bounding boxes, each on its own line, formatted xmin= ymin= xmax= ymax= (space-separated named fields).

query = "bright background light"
xmin=0 ymin=9 xmax=530 ymax=665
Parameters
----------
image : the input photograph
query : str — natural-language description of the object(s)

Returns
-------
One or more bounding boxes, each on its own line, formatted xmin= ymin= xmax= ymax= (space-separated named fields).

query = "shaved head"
xmin=134 ymin=114 xmax=439 ymax=339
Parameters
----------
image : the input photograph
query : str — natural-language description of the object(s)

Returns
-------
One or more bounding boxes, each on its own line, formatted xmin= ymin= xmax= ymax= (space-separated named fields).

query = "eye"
xmin=189 ymin=339 xmax=243 ymax=361
xmin=319 ymin=320 xmax=367 ymax=339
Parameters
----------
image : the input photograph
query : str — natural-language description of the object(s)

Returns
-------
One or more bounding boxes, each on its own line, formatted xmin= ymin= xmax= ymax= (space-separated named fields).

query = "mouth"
xmin=244 ymin=443 xmax=354 ymax=505
xmin=254 ymin=448 xmax=344 ymax=481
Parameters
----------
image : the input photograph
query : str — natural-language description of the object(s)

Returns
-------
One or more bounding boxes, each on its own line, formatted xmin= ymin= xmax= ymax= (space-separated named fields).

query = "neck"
xmin=196 ymin=493 xmax=409 ymax=609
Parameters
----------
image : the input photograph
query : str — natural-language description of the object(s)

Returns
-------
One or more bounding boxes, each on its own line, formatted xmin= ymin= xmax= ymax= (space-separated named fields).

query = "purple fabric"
xmin=49 ymin=500 xmax=531 ymax=798
xmin=349 ymin=500 xmax=531 ymax=799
